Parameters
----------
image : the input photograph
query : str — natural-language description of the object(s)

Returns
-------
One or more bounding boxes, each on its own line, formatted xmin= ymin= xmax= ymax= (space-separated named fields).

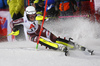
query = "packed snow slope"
xmin=0 ymin=17 xmax=100 ymax=66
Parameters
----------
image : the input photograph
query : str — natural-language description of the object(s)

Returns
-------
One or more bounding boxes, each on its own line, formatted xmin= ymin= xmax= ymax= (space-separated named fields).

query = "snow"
xmin=0 ymin=17 xmax=100 ymax=66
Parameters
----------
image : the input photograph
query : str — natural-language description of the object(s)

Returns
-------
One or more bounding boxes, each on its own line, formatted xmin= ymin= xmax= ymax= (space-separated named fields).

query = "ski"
xmin=67 ymin=38 xmax=94 ymax=55
xmin=75 ymin=43 xmax=94 ymax=55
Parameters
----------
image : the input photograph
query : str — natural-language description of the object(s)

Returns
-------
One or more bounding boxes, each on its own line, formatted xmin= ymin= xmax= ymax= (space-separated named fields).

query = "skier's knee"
xmin=30 ymin=36 xmax=38 ymax=42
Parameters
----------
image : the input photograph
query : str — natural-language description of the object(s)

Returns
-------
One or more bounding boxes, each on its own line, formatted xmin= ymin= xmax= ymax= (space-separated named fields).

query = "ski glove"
xmin=12 ymin=27 xmax=19 ymax=32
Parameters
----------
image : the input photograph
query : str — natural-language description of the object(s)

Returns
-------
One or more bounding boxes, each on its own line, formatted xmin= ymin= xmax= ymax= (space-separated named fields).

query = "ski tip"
xmin=65 ymin=51 xmax=68 ymax=56
xmin=90 ymin=50 xmax=94 ymax=55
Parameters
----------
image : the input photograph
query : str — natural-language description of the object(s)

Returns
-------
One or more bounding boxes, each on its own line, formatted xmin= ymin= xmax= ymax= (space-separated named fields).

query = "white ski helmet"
xmin=26 ymin=6 xmax=36 ymax=14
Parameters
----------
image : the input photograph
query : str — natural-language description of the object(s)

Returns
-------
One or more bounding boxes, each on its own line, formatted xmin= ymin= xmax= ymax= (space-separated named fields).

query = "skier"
xmin=10 ymin=6 xmax=70 ymax=55
xmin=10 ymin=6 xmax=94 ymax=56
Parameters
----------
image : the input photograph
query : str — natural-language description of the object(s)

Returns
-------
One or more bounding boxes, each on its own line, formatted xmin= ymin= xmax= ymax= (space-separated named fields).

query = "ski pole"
xmin=0 ymin=34 xmax=10 ymax=39
xmin=0 ymin=30 xmax=19 ymax=39
xmin=36 ymin=0 xmax=48 ymax=49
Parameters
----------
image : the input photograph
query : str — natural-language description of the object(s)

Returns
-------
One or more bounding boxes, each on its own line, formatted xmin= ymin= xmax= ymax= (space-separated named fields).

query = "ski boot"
xmin=58 ymin=45 xmax=69 ymax=56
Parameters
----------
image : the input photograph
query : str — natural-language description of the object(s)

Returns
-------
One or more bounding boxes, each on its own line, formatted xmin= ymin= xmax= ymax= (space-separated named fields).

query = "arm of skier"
xmin=10 ymin=18 xmax=24 ymax=29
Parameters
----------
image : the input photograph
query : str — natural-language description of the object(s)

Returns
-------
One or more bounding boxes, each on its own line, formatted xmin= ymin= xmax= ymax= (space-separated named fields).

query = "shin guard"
xmin=56 ymin=38 xmax=74 ymax=49
xmin=39 ymin=38 xmax=58 ymax=50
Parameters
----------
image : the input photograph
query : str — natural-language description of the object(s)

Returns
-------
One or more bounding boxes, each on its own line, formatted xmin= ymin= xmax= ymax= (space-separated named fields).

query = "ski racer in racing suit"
xmin=10 ymin=6 xmax=72 ymax=53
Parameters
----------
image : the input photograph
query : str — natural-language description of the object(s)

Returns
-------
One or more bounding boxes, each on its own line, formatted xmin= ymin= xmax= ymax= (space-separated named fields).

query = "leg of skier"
xmin=55 ymin=37 xmax=75 ymax=49
xmin=55 ymin=37 xmax=94 ymax=55
xmin=29 ymin=27 xmax=69 ymax=56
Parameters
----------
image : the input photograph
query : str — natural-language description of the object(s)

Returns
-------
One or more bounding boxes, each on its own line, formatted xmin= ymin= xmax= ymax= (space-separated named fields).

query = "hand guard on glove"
xmin=12 ymin=27 xmax=19 ymax=32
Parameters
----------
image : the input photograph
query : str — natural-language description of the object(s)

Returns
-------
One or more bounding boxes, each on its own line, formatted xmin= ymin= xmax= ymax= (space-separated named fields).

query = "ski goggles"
xmin=28 ymin=14 xmax=36 ymax=19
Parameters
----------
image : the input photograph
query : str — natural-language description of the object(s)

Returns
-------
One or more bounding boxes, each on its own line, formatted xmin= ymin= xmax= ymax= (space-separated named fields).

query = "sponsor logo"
xmin=25 ymin=20 xmax=27 ymax=23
